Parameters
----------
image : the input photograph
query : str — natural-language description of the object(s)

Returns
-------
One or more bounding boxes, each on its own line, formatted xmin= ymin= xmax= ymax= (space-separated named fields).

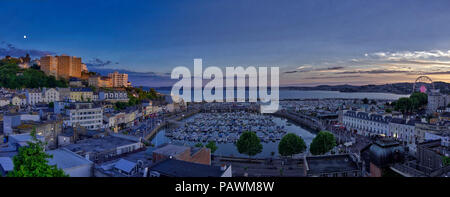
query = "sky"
xmin=1 ymin=0 xmax=450 ymax=87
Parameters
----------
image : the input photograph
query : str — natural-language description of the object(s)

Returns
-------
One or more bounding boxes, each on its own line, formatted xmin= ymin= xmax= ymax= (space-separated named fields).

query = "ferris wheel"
xmin=412 ymin=76 xmax=435 ymax=94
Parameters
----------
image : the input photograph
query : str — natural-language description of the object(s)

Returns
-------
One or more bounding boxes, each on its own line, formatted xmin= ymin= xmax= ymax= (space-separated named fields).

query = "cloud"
xmin=285 ymin=66 xmax=346 ymax=74
xmin=85 ymin=58 xmax=118 ymax=67
xmin=337 ymin=69 xmax=413 ymax=74
xmin=303 ymin=75 xmax=361 ymax=80
xmin=368 ymin=50 xmax=450 ymax=60
xmin=0 ymin=41 xmax=55 ymax=57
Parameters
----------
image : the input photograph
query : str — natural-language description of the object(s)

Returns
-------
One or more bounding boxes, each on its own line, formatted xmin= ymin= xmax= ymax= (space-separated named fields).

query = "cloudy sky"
xmin=1 ymin=0 xmax=450 ymax=87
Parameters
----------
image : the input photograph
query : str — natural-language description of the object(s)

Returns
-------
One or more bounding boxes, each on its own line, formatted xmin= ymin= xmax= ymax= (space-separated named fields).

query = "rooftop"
xmin=47 ymin=148 xmax=93 ymax=169
xmin=152 ymin=144 xmax=189 ymax=157
xmin=114 ymin=159 xmax=136 ymax=173
xmin=150 ymin=159 xmax=224 ymax=177
xmin=64 ymin=135 xmax=138 ymax=154
xmin=305 ymin=154 xmax=360 ymax=175
xmin=0 ymin=157 xmax=14 ymax=172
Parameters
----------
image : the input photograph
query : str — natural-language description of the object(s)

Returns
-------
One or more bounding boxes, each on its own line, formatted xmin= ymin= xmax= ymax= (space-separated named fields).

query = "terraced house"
xmin=70 ymin=88 xmax=94 ymax=102
xmin=342 ymin=110 xmax=417 ymax=144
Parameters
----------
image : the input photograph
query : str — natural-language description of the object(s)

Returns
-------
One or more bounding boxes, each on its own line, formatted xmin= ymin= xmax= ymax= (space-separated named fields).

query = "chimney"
xmin=220 ymin=164 xmax=227 ymax=171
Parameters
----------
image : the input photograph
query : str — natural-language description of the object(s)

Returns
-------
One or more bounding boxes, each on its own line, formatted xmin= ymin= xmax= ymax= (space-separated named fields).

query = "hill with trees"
xmin=0 ymin=58 xmax=68 ymax=89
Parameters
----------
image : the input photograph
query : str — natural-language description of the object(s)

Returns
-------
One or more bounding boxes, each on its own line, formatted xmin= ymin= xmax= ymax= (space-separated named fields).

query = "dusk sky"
xmin=1 ymin=0 xmax=450 ymax=87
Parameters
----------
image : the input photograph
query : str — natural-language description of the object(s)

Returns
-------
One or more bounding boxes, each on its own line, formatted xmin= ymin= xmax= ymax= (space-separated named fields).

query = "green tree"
xmin=395 ymin=97 xmax=413 ymax=114
xmin=194 ymin=143 xmax=203 ymax=148
xmin=409 ymin=92 xmax=427 ymax=110
xmin=362 ymin=98 xmax=369 ymax=104
xmin=443 ymin=156 xmax=450 ymax=166
xmin=236 ymin=131 xmax=263 ymax=158
xmin=48 ymin=102 xmax=54 ymax=108
xmin=8 ymin=128 xmax=68 ymax=177
xmin=278 ymin=133 xmax=306 ymax=157
xmin=309 ymin=131 xmax=336 ymax=155
xmin=205 ymin=141 xmax=218 ymax=154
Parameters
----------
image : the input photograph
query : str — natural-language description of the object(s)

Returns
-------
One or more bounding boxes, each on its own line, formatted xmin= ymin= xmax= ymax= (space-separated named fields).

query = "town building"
xmin=42 ymin=88 xmax=60 ymax=103
xmin=389 ymin=118 xmax=416 ymax=144
xmin=0 ymin=97 xmax=10 ymax=107
xmin=7 ymin=133 xmax=45 ymax=150
xmin=11 ymin=94 xmax=27 ymax=106
xmin=342 ymin=110 xmax=420 ymax=144
xmin=69 ymin=88 xmax=94 ymax=102
xmin=94 ymin=149 xmax=152 ymax=177
xmin=427 ymin=89 xmax=448 ymax=114
xmin=56 ymin=87 xmax=71 ymax=101
xmin=88 ymin=75 xmax=112 ymax=88
xmin=415 ymin=122 xmax=449 ymax=143
xmin=69 ymin=77 xmax=83 ymax=87
xmin=147 ymin=159 xmax=232 ymax=177
xmin=417 ymin=140 xmax=449 ymax=171
xmin=63 ymin=135 xmax=143 ymax=163
xmin=47 ymin=148 xmax=94 ymax=177
xmin=360 ymin=140 xmax=405 ymax=177
xmin=3 ymin=113 xmax=40 ymax=135
xmin=108 ymin=71 xmax=130 ymax=87
xmin=342 ymin=110 xmax=391 ymax=137
xmin=13 ymin=120 xmax=63 ymax=149
xmin=40 ymin=55 xmax=82 ymax=79
xmin=65 ymin=102 xmax=103 ymax=130
xmin=0 ymin=157 xmax=14 ymax=176
xmin=303 ymin=154 xmax=363 ymax=177
xmin=25 ymin=88 xmax=43 ymax=105
xmin=98 ymin=90 xmax=129 ymax=103
xmin=152 ymin=144 xmax=211 ymax=165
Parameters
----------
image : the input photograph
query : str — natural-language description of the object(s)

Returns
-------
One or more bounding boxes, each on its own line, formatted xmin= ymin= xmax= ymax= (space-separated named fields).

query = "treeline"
xmin=113 ymin=87 xmax=164 ymax=110
xmin=0 ymin=60 xmax=68 ymax=89
xmin=389 ymin=92 xmax=428 ymax=114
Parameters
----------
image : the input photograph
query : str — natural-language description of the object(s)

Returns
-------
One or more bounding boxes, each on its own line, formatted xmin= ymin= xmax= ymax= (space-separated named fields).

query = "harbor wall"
xmin=272 ymin=111 xmax=325 ymax=133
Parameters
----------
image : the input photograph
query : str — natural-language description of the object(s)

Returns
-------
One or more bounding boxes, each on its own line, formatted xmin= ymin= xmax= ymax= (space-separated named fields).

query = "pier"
xmin=273 ymin=110 xmax=326 ymax=132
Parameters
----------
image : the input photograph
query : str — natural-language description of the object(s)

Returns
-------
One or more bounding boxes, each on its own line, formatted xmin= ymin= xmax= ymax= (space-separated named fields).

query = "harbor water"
xmin=151 ymin=112 xmax=316 ymax=158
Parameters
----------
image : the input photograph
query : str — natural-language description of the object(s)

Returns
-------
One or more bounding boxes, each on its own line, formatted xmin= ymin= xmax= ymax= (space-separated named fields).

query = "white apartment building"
xmin=0 ymin=97 xmax=10 ymax=107
xmin=98 ymin=90 xmax=129 ymax=102
xmin=43 ymin=88 xmax=60 ymax=103
xmin=342 ymin=110 xmax=417 ymax=144
xmin=108 ymin=71 xmax=130 ymax=87
xmin=342 ymin=111 xmax=391 ymax=137
xmin=25 ymin=89 xmax=43 ymax=105
xmin=66 ymin=103 xmax=103 ymax=130
xmin=427 ymin=89 xmax=448 ymax=114
xmin=389 ymin=118 xmax=416 ymax=144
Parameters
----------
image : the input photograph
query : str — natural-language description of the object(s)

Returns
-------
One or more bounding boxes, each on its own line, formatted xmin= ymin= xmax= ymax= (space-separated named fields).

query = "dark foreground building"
xmin=303 ymin=154 xmax=363 ymax=177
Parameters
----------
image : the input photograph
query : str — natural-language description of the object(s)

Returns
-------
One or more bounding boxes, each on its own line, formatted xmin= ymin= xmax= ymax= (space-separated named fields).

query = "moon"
xmin=23 ymin=35 xmax=27 ymax=39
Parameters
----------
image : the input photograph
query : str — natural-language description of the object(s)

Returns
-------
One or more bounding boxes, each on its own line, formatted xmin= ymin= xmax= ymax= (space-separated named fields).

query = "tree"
xmin=395 ymin=97 xmax=413 ymax=114
xmin=48 ymin=102 xmax=54 ymax=108
xmin=236 ymin=131 xmax=263 ymax=158
xmin=443 ymin=156 xmax=450 ymax=166
xmin=278 ymin=133 xmax=306 ymax=157
xmin=309 ymin=131 xmax=336 ymax=155
xmin=194 ymin=143 xmax=203 ymax=148
xmin=409 ymin=92 xmax=427 ymax=110
xmin=362 ymin=98 xmax=369 ymax=104
xmin=205 ymin=141 xmax=218 ymax=154
xmin=8 ymin=128 xmax=68 ymax=177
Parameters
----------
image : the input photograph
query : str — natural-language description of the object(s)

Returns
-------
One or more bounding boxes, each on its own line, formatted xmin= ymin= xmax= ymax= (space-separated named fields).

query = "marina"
xmin=164 ymin=112 xmax=287 ymax=143
xmin=151 ymin=112 xmax=316 ymax=158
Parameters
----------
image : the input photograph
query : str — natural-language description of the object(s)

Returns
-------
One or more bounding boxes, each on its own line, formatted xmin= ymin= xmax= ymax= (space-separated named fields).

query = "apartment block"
xmin=40 ymin=55 xmax=83 ymax=80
